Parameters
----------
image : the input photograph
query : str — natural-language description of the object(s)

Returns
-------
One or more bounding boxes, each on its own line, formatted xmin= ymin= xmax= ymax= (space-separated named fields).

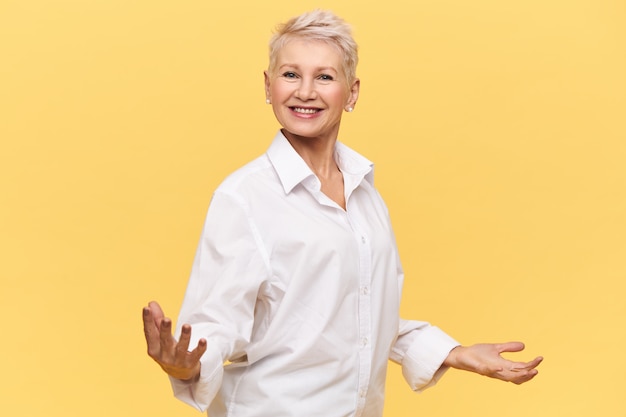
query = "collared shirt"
xmin=170 ymin=131 xmax=459 ymax=417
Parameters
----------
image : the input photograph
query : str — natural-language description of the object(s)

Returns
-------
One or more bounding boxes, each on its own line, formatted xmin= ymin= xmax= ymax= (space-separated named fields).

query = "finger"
xmin=159 ymin=318 xmax=176 ymax=359
xmin=142 ymin=306 xmax=158 ymax=334
xmin=143 ymin=307 xmax=161 ymax=357
xmin=189 ymin=338 xmax=208 ymax=364
xmin=507 ymin=365 xmax=542 ymax=386
xmin=513 ymin=368 xmax=539 ymax=384
xmin=176 ymin=324 xmax=193 ymax=355
xmin=499 ymin=364 xmax=539 ymax=384
xmin=513 ymin=356 xmax=543 ymax=371
xmin=529 ymin=356 xmax=544 ymax=368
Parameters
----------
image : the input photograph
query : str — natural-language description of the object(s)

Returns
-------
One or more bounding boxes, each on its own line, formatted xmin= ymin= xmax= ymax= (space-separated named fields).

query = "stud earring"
xmin=347 ymin=107 xmax=354 ymax=112
xmin=266 ymin=99 xmax=271 ymax=104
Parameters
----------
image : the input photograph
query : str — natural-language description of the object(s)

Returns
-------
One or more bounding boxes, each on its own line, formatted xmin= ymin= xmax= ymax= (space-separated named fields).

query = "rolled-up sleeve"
xmin=169 ymin=345 xmax=224 ymax=411
xmin=390 ymin=319 xmax=460 ymax=392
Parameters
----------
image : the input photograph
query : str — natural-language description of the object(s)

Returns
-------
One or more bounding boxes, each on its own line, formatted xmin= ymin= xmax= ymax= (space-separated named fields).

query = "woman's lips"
xmin=291 ymin=107 xmax=321 ymax=115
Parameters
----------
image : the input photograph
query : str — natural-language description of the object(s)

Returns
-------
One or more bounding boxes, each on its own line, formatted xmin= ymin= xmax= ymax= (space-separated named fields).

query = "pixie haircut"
xmin=268 ymin=10 xmax=359 ymax=85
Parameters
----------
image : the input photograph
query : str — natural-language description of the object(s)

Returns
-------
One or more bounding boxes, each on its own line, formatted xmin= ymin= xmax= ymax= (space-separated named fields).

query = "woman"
xmin=142 ymin=10 xmax=542 ymax=417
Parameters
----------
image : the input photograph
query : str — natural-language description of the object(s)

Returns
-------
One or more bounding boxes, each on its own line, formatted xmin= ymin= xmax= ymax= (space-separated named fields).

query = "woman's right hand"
xmin=142 ymin=301 xmax=207 ymax=381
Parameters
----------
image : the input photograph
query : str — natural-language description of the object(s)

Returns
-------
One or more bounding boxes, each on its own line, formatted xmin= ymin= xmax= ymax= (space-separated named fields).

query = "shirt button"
xmin=361 ymin=337 xmax=369 ymax=347
xmin=359 ymin=389 xmax=367 ymax=398
xmin=361 ymin=236 xmax=366 ymax=244
xmin=361 ymin=286 xmax=370 ymax=295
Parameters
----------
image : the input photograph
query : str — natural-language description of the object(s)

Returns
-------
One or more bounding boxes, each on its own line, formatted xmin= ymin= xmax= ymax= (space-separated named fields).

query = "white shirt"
xmin=170 ymin=131 xmax=459 ymax=417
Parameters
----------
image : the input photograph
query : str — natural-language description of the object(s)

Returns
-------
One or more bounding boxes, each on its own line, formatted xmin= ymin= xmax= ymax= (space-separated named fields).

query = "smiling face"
xmin=265 ymin=38 xmax=359 ymax=145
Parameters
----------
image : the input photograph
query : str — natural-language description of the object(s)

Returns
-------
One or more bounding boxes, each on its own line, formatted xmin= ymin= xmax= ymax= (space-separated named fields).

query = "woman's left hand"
xmin=443 ymin=342 xmax=543 ymax=384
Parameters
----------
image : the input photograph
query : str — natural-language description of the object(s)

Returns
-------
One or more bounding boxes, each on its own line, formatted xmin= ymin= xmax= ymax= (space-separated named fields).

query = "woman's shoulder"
xmin=214 ymin=153 xmax=275 ymax=196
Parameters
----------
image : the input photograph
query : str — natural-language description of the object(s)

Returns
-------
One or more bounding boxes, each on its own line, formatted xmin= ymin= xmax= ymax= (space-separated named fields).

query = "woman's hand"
xmin=443 ymin=342 xmax=543 ymax=384
xmin=142 ymin=301 xmax=207 ymax=381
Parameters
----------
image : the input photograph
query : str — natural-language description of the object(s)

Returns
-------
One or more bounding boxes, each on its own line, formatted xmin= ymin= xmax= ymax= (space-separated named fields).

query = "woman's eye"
xmin=318 ymin=74 xmax=334 ymax=81
xmin=282 ymin=72 xmax=297 ymax=78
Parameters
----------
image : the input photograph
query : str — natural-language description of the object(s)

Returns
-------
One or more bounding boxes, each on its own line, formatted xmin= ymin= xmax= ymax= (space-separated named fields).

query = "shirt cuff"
xmin=169 ymin=345 xmax=224 ymax=412
xmin=400 ymin=326 xmax=460 ymax=392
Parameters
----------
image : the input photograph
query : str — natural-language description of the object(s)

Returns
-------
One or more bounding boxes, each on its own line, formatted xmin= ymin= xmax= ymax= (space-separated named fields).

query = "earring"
xmin=266 ymin=99 xmax=271 ymax=104
xmin=347 ymin=107 xmax=354 ymax=112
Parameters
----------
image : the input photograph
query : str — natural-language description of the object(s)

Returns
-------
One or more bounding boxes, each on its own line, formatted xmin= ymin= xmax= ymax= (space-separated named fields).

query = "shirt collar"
xmin=267 ymin=130 xmax=374 ymax=195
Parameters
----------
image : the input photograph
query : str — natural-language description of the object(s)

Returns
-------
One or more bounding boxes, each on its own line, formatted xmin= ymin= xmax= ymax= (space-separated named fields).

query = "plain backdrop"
xmin=1 ymin=0 xmax=624 ymax=416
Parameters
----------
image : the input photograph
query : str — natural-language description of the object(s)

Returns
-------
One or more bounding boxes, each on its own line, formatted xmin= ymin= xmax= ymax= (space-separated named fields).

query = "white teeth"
xmin=293 ymin=107 xmax=318 ymax=114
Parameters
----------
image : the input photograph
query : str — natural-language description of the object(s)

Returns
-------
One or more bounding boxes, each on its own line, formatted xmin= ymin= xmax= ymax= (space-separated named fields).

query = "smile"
xmin=291 ymin=107 xmax=320 ymax=114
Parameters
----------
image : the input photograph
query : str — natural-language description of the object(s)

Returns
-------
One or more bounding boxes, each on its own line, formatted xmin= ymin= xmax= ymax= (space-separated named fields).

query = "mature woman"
xmin=142 ymin=10 xmax=542 ymax=417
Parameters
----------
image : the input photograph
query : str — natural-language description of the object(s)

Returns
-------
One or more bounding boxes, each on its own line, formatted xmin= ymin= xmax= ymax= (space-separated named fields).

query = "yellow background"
xmin=1 ymin=0 xmax=624 ymax=416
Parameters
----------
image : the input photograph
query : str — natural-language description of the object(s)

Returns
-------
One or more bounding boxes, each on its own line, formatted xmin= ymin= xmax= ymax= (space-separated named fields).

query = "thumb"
xmin=148 ymin=300 xmax=166 ymax=325
xmin=498 ymin=341 xmax=525 ymax=354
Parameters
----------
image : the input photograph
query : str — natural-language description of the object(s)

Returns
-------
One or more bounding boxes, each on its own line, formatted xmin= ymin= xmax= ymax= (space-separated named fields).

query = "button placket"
xmin=346 ymin=214 xmax=372 ymax=417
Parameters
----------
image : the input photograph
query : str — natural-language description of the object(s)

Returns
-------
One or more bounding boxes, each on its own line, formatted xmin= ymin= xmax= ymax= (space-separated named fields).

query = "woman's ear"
xmin=346 ymin=78 xmax=360 ymax=111
xmin=264 ymin=71 xmax=271 ymax=103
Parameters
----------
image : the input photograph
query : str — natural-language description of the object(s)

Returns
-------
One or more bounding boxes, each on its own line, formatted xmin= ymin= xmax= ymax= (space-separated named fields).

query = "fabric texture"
xmin=170 ymin=131 xmax=459 ymax=417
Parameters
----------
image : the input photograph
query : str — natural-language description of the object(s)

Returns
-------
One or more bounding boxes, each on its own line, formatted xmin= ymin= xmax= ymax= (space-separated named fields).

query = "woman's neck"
xmin=282 ymin=129 xmax=346 ymax=209
xmin=282 ymin=129 xmax=339 ymax=180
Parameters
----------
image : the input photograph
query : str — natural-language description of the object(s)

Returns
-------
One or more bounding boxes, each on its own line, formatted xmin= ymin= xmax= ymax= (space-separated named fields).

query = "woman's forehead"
xmin=275 ymin=39 xmax=343 ymax=68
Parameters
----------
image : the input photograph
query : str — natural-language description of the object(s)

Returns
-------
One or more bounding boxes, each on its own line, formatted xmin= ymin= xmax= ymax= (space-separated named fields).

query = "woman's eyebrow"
xmin=316 ymin=66 xmax=339 ymax=73
xmin=278 ymin=64 xmax=338 ymax=73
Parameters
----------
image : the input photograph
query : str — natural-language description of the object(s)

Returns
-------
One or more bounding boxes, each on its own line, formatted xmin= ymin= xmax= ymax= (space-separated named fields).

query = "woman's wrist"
xmin=443 ymin=345 xmax=465 ymax=369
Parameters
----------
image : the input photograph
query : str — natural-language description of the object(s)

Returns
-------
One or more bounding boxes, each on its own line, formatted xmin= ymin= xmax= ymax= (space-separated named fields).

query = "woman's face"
xmin=265 ymin=39 xmax=359 ymax=144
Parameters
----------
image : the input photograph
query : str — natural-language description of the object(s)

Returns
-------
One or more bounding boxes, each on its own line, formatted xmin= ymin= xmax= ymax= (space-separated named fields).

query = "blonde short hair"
xmin=268 ymin=10 xmax=359 ymax=85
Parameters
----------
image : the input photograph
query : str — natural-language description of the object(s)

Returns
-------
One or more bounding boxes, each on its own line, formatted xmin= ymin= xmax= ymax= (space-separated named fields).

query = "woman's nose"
xmin=295 ymin=78 xmax=317 ymax=100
